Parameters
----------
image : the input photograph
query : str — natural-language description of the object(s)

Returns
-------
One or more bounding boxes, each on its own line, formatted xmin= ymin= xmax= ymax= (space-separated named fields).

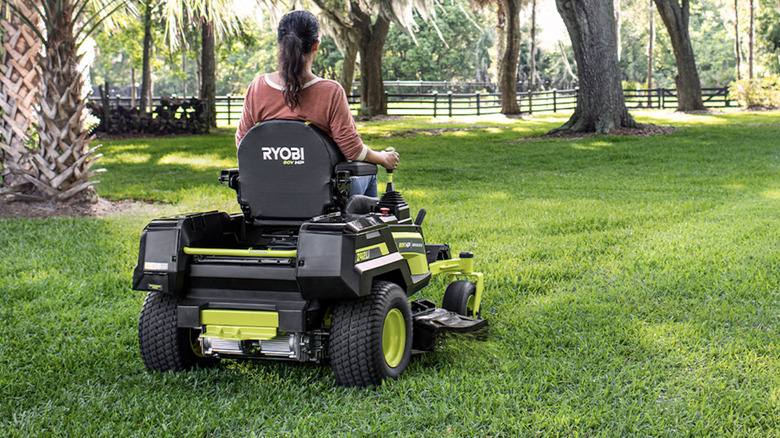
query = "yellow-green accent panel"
xmin=401 ymin=253 xmax=429 ymax=276
xmin=200 ymin=309 xmax=279 ymax=341
xmin=429 ymin=258 xmax=474 ymax=276
xmin=391 ymin=231 xmax=425 ymax=242
xmin=392 ymin=231 xmax=428 ymax=275
xmin=201 ymin=309 xmax=279 ymax=327
xmin=184 ymin=247 xmax=297 ymax=258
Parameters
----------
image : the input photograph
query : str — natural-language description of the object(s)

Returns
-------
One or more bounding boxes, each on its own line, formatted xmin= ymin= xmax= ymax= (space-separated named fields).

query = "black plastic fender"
xmin=296 ymin=218 xmax=416 ymax=299
xmin=132 ymin=211 xmax=236 ymax=295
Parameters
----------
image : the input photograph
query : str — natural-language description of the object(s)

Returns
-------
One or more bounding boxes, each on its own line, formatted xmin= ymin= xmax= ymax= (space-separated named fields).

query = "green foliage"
xmin=619 ymin=0 xmax=739 ymax=88
xmin=311 ymin=35 xmax=344 ymax=83
xmin=214 ymin=27 xmax=278 ymax=95
xmin=86 ymin=0 xmax=780 ymax=96
xmin=3 ymin=111 xmax=780 ymax=435
xmin=382 ymin=3 xmax=491 ymax=82
xmin=728 ymin=76 xmax=780 ymax=107
xmin=688 ymin=1 xmax=740 ymax=87
xmin=90 ymin=15 xmax=164 ymax=89
xmin=90 ymin=11 xmax=278 ymax=97
xmin=756 ymin=0 xmax=780 ymax=74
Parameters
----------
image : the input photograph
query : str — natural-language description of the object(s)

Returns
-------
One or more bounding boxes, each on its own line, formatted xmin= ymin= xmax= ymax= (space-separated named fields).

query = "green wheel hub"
xmin=383 ymin=308 xmax=406 ymax=367
xmin=466 ymin=295 xmax=476 ymax=317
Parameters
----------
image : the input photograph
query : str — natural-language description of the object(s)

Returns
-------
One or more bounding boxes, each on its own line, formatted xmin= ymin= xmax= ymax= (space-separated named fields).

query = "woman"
xmin=235 ymin=10 xmax=398 ymax=196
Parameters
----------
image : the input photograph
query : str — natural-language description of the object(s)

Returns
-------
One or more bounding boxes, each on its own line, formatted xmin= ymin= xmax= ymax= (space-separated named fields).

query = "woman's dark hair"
xmin=277 ymin=10 xmax=319 ymax=110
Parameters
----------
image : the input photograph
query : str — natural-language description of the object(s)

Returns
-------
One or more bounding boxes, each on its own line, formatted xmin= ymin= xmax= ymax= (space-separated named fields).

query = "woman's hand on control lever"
xmin=364 ymin=148 xmax=399 ymax=170
xmin=382 ymin=150 xmax=399 ymax=170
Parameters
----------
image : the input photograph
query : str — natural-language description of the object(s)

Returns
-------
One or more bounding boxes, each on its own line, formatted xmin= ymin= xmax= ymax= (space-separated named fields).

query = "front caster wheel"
xmin=330 ymin=281 xmax=413 ymax=387
xmin=442 ymin=280 xmax=480 ymax=318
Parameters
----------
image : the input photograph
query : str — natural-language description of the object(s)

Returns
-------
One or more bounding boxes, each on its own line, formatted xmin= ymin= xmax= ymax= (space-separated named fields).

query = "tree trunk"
xmin=100 ymin=82 xmax=111 ymax=133
xmin=648 ymin=0 xmax=654 ymax=105
xmin=529 ymin=0 xmax=536 ymax=113
xmin=735 ymin=0 xmax=741 ymax=80
xmin=529 ymin=0 xmax=537 ymax=92
xmin=140 ymin=1 xmax=153 ymax=112
xmin=201 ymin=18 xmax=216 ymax=128
xmin=552 ymin=0 xmax=636 ymax=134
xmin=182 ymin=53 xmax=187 ymax=97
xmin=615 ymin=0 xmax=621 ymax=61
xmin=354 ymin=12 xmax=390 ymax=118
xmin=131 ymin=68 xmax=137 ymax=107
xmin=495 ymin=1 xmax=507 ymax=91
xmin=340 ymin=42 xmax=358 ymax=95
xmin=748 ymin=0 xmax=754 ymax=78
xmin=499 ymin=0 xmax=522 ymax=114
xmin=653 ymin=0 xmax=705 ymax=111
xmin=0 ymin=0 xmax=41 ymax=189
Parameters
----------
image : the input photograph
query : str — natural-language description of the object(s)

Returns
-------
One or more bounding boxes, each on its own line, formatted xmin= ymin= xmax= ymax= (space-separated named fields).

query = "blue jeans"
xmin=350 ymin=175 xmax=378 ymax=197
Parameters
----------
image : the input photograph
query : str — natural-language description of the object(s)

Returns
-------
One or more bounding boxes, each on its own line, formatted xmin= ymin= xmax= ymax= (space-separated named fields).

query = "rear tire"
xmin=330 ymin=281 xmax=413 ymax=387
xmin=442 ymin=280 xmax=479 ymax=318
xmin=138 ymin=291 xmax=217 ymax=372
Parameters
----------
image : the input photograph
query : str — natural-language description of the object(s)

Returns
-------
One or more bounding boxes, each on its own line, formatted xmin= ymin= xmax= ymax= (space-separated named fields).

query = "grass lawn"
xmin=3 ymin=110 xmax=780 ymax=436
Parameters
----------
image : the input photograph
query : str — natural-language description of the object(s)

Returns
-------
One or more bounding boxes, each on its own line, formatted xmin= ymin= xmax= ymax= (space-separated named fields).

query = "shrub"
xmin=728 ymin=76 xmax=780 ymax=108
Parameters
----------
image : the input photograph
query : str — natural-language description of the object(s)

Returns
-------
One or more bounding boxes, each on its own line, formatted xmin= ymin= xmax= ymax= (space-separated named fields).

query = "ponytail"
xmin=277 ymin=10 xmax=320 ymax=110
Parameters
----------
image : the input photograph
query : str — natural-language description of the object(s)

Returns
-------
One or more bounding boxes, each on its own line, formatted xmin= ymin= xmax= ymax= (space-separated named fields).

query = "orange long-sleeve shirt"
xmin=235 ymin=74 xmax=368 ymax=161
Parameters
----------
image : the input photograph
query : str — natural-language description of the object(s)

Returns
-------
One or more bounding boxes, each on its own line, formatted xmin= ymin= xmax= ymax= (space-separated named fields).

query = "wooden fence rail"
xmin=88 ymin=87 xmax=733 ymax=125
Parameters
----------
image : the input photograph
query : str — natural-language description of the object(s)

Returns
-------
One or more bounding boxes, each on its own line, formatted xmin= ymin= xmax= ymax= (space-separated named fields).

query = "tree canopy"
xmin=86 ymin=0 xmax=780 ymax=100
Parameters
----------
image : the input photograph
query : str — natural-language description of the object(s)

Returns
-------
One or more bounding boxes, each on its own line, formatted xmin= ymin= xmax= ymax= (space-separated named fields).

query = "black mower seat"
xmin=235 ymin=120 xmax=376 ymax=225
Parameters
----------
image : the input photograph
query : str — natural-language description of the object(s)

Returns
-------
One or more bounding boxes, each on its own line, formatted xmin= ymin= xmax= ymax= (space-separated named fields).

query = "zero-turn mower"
xmin=133 ymin=120 xmax=487 ymax=386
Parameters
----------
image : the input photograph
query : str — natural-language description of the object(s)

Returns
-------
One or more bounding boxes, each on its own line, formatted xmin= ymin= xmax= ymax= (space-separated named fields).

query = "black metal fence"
xmin=89 ymin=86 xmax=733 ymax=125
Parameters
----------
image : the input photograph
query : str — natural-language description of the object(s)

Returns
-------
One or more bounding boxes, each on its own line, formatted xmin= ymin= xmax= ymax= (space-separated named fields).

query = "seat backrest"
xmin=237 ymin=120 xmax=345 ymax=221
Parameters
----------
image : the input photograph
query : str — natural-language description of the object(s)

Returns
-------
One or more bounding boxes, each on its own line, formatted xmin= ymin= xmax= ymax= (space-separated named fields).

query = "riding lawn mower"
xmin=133 ymin=120 xmax=487 ymax=386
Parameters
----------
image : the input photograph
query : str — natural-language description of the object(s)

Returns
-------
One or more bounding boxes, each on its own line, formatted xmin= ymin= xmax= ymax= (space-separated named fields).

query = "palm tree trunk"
xmin=0 ymin=0 xmax=41 ymax=189
xmin=26 ymin=2 xmax=104 ymax=200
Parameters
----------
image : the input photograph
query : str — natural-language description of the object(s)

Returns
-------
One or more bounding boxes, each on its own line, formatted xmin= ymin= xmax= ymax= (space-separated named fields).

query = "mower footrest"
xmin=411 ymin=300 xmax=488 ymax=351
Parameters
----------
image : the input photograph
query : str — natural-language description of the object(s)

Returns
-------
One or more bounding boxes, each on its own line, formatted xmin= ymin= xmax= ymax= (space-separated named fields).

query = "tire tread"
xmin=330 ymin=281 xmax=412 ymax=387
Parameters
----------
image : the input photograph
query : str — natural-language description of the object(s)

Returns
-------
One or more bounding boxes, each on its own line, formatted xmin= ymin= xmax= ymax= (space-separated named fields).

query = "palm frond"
xmin=162 ymin=0 xmax=245 ymax=50
xmin=76 ymin=0 xmax=136 ymax=45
